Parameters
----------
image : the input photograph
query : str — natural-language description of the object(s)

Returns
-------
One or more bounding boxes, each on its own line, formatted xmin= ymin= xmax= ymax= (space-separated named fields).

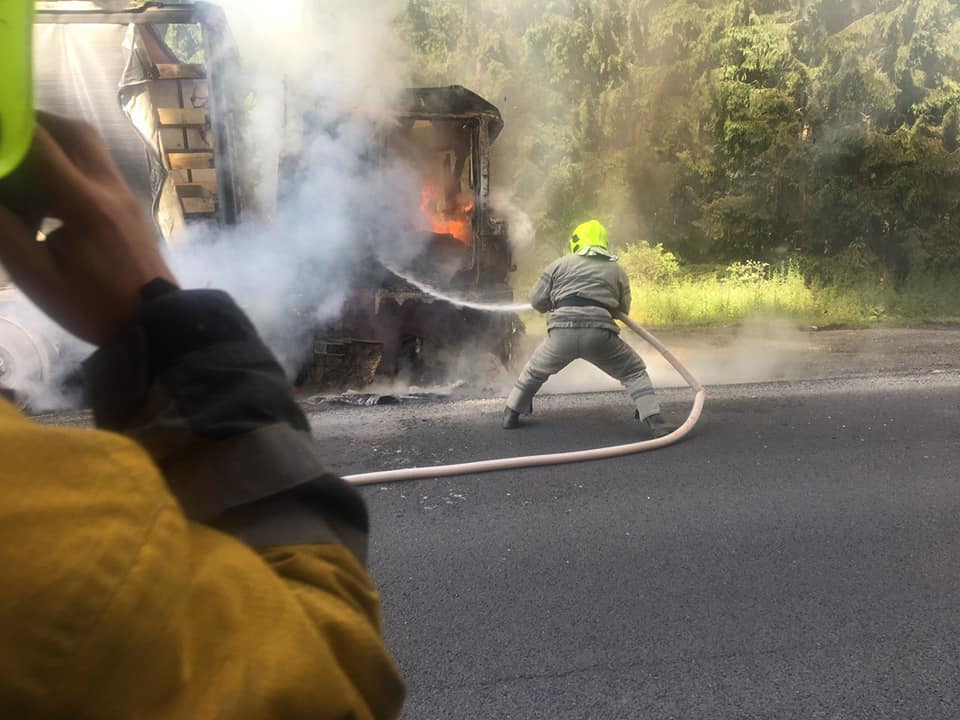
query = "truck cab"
xmin=280 ymin=85 xmax=522 ymax=388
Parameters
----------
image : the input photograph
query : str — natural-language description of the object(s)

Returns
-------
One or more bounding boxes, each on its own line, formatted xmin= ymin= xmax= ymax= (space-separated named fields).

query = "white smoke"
xmin=218 ymin=0 xmax=411 ymax=213
xmin=168 ymin=0 xmax=426 ymax=373
xmin=0 ymin=291 xmax=90 ymax=412
xmin=490 ymin=188 xmax=536 ymax=254
xmin=2 ymin=0 xmax=433 ymax=407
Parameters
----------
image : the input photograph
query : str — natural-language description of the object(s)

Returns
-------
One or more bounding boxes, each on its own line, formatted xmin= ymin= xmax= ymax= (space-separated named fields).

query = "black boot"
xmin=502 ymin=407 xmax=521 ymax=429
xmin=639 ymin=412 xmax=678 ymax=438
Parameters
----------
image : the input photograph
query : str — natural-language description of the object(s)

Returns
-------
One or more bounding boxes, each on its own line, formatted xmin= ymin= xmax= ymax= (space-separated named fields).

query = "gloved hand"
xmin=0 ymin=111 xmax=176 ymax=345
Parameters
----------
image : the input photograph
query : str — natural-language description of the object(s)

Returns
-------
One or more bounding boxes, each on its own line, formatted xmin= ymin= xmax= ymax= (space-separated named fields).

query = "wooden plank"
xmin=168 ymin=152 xmax=214 ymax=170
xmin=182 ymin=80 xmax=210 ymax=108
xmin=157 ymin=63 xmax=206 ymax=79
xmin=190 ymin=170 xmax=218 ymax=194
xmin=175 ymin=183 xmax=208 ymax=198
xmin=148 ymin=79 xmax=180 ymax=108
xmin=160 ymin=128 xmax=186 ymax=151
xmin=157 ymin=107 xmax=208 ymax=127
xmin=160 ymin=128 xmax=214 ymax=153
xmin=181 ymin=197 xmax=217 ymax=215
xmin=188 ymin=168 xmax=218 ymax=193
xmin=184 ymin=127 xmax=214 ymax=150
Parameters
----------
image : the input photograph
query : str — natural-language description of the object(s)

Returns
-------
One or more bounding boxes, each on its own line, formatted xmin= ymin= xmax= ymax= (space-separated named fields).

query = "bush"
xmin=722 ymin=260 xmax=771 ymax=286
xmin=618 ymin=242 xmax=681 ymax=284
xmin=620 ymin=253 xmax=960 ymax=328
xmin=515 ymin=247 xmax=960 ymax=331
xmin=629 ymin=260 xmax=826 ymax=327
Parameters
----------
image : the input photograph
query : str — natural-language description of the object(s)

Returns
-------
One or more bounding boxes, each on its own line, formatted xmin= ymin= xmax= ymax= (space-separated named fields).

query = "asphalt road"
xmin=310 ymin=372 xmax=960 ymax=719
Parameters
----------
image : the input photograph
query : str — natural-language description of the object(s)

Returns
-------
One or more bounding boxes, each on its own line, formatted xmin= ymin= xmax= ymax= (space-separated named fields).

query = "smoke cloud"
xmin=0 ymin=0 xmax=436 ymax=407
xmin=169 ymin=0 xmax=426 ymax=373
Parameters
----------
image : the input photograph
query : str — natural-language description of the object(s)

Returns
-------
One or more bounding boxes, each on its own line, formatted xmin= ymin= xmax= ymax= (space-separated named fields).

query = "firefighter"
xmin=503 ymin=220 xmax=676 ymax=437
xmin=0 ymin=22 xmax=403 ymax=714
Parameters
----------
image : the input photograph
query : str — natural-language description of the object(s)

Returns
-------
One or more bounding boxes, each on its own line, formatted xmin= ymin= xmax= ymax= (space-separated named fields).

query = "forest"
xmin=401 ymin=0 xmax=960 ymax=325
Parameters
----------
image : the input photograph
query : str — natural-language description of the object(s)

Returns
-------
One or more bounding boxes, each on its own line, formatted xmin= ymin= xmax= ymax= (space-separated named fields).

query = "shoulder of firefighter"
xmin=0 ymin=280 xmax=404 ymax=719
xmin=528 ymin=254 xmax=631 ymax=332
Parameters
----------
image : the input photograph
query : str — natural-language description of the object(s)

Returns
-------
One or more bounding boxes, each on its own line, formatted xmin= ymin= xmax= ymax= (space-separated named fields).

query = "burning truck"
xmin=0 ymin=2 xmax=522 ymax=403
xmin=280 ymin=85 xmax=523 ymax=388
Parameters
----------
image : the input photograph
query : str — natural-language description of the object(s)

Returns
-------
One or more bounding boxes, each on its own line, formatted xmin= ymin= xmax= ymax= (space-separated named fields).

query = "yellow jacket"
xmin=0 ymin=398 xmax=404 ymax=718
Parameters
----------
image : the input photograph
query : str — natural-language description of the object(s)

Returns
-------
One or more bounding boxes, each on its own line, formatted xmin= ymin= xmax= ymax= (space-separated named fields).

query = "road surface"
xmin=310 ymin=368 xmax=960 ymax=719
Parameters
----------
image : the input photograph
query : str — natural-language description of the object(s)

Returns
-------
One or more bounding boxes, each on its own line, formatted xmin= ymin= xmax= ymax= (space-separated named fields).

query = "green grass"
xmin=628 ymin=265 xmax=960 ymax=328
xmin=511 ymin=255 xmax=960 ymax=330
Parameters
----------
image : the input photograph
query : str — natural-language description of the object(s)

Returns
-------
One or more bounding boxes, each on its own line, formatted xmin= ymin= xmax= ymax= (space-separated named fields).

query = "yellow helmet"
xmin=569 ymin=220 xmax=608 ymax=255
xmin=0 ymin=0 xmax=34 ymax=180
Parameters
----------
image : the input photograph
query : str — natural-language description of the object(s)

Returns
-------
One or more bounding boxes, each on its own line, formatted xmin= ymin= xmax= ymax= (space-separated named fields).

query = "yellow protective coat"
xmin=0 ymin=399 xmax=405 ymax=719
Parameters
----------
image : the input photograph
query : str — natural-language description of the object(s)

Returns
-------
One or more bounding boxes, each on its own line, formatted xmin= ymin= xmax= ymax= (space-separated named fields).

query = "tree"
xmin=400 ymin=0 xmax=960 ymax=276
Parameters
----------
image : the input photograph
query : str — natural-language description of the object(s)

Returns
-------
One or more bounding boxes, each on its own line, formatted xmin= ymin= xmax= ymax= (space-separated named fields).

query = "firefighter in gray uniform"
xmin=503 ymin=220 xmax=676 ymax=437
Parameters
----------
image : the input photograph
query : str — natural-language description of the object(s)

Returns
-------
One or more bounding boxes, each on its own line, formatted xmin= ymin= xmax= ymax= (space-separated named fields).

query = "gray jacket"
xmin=529 ymin=253 xmax=631 ymax=333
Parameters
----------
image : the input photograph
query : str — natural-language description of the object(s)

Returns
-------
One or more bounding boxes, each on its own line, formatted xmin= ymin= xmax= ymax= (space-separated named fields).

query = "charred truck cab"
xmin=284 ymin=86 xmax=522 ymax=389
xmin=0 ymin=2 xmax=521 ymax=402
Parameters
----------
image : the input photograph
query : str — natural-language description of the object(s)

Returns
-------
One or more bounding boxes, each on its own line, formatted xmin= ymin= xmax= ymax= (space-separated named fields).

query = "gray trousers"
xmin=506 ymin=327 xmax=660 ymax=420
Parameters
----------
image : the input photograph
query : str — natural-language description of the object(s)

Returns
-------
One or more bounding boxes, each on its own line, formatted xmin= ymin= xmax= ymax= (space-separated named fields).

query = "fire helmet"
xmin=569 ymin=219 xmax=609 ymax=255
xmin=0 ymin=0 xmax=34 ymax=180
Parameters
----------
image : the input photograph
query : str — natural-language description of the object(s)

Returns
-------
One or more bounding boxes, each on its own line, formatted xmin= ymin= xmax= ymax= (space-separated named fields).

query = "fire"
xmin=419 ymin=183 xmax=474 ymax=243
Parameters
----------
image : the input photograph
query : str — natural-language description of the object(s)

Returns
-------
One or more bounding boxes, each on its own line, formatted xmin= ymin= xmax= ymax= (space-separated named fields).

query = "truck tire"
xmin=0 ymin=315 xmax=52 ymax=408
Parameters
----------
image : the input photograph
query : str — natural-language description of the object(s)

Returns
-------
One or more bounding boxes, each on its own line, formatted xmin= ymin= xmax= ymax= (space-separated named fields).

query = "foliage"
xmin=619 ymin=241 xmax=681 ymax=284
xmin=629 ymin=261 xmax=824 ymax=327
xmin=401 ymin=0 xmax=960 ymax=287
xmin=163 ymin=24 xmax=204 ymax=64
xmin=626 ymin=260 xmax=960 ymax=328
xmin=723 ymin=259 xmax=772 ymax=286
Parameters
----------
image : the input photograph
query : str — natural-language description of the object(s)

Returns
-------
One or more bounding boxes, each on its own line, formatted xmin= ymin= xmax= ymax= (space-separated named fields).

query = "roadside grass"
xmin=629 ymin=265 xmax=960 ymax=328
xmin=510 ymin=243 xmax=960 ymax=329
xmin=880 ymin=275 xmax=960 ymax=324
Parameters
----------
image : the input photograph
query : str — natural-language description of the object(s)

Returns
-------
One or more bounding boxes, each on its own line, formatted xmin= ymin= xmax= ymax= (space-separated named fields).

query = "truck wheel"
xmin=497 ymin=316 xmax=526 ymax=371
xmin=0 ymin=316 xmax=52 ymax=408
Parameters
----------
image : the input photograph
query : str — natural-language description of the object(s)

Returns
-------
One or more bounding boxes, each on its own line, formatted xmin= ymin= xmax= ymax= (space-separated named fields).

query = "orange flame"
xmin=419 ymin=183 xmax=474 ymax=243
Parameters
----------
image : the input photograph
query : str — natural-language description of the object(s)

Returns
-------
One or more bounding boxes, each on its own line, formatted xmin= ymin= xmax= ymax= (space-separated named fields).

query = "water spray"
xmin=382 ymin=263 xmax=534 ymax=313
xmin=343 ymin=267 xmax=706 ymax=485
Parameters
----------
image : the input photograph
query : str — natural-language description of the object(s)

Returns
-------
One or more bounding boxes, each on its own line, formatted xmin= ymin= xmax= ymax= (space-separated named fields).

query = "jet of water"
xmin=383 ymin=263 xmax=533 ymax=314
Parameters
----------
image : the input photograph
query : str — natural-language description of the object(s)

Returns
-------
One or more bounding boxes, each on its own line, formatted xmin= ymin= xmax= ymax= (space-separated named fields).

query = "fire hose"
xmin=343 ymin=311 xmax=705 ymax=485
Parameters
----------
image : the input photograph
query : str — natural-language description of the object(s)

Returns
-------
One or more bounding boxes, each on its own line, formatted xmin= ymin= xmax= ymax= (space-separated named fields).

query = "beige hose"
xmin=343 ymin=313 xmax=705 ymax=485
